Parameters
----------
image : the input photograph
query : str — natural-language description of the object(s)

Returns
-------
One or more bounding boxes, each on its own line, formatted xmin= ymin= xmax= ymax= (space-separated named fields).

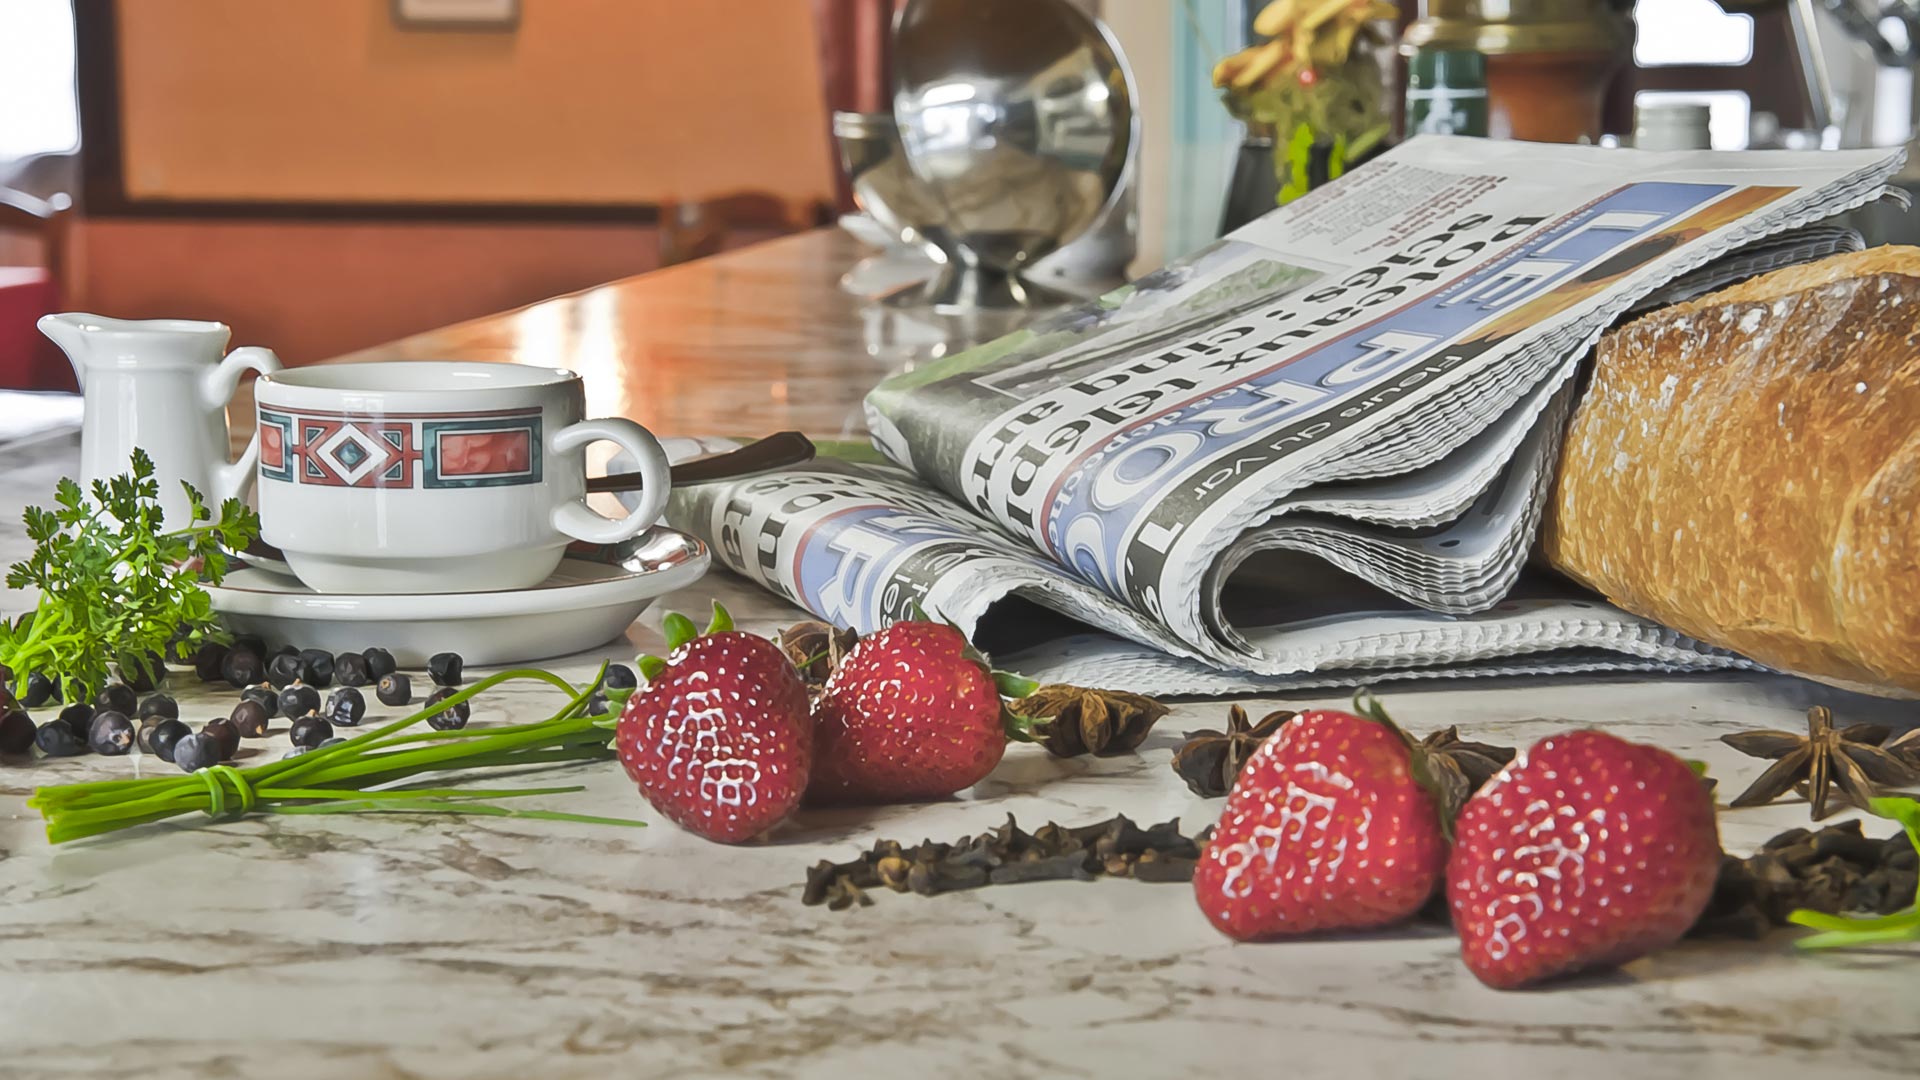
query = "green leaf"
xmin=22 ymin=506 xmax=55 ymax=543
xmin=182 ymin=481 xmax=208 ymax=525
xmin=638 ymin=655 xmax=668 ymax=682
xmin=661 ymin=612 xmax=698 ymax=652
xmin=1870 ymin=796 xmax=1920 ymax=833
xmin=182 ymin=589 xmax=212 ymax=621
xmin=705 ymin=601 xmax=733 ymax=635
xmin=53 ymin=477 xmax=85 ymax=516
xmin=1788 ymin=909 xmax=1920 ymax=950
xmin=992 ymin=670 xmax=1039 ymax=699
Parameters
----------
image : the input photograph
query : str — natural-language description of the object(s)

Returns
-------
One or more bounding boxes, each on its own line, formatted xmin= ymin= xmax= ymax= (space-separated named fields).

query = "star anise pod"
xmin=1418 ymin=725 xmax=1517 ymax=821
xmin=1885 ymin=727 xmax=1920 ymax=770
xmin=775 ymin=620 xmax=859 ymax=686
xmin=1170 ymin=704 xmax=1295 ymax=797
xmin=1725 ymin=706 xmax=1917 ymax=820
xmin=1011 ymin=684 xmax=1170 ymax=757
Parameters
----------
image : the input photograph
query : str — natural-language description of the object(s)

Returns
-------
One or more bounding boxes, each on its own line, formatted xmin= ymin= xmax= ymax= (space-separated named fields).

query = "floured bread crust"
xmin=1543 ymin=246 xmax=1920 ymax=695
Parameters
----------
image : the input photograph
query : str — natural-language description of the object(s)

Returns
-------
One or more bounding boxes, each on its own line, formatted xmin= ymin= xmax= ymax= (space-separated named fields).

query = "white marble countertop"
xmin=5 ymin=238 xmax=1918 ymax=1078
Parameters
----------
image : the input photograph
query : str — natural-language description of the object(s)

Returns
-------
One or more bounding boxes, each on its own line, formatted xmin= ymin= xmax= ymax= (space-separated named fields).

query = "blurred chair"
xmin=657 ymin=193 xmax=824 ymax=266
xmin=0 ymin=185 xmax=77 ymax=391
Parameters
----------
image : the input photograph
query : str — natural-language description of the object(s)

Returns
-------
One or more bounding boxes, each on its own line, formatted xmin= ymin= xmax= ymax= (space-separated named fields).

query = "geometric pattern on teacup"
xmin=420 ymin=416 xmax=543 ymax=489
xmin=258 ymin=406 xmax=542 ymax=490
xmin=258 ymin=411 xmax=297 ymax=483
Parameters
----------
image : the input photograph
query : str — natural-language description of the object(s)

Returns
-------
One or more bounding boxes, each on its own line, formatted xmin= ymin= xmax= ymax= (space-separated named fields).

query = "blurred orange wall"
xmin=74 ymin=217 xmax=686 ymax=366
xmin=114 ymin=0 xmax=835 ymax=207
xmin=67 ymin=0 xmax=830 ymax=365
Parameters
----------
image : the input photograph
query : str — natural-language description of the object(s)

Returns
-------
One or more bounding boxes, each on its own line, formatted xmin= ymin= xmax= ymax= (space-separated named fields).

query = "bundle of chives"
xmin=28 ymin=666 xmax=646 ymax=844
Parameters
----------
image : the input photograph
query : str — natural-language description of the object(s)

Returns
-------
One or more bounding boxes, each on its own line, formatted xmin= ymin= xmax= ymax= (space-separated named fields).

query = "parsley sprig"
xmin=1 ymin=449 xmax=258 ymax=704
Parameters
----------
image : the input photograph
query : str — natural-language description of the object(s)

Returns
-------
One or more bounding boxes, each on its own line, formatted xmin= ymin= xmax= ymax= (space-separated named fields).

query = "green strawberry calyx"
xmin=994 ymin=670 xmax=1040 ymax=698
xmin=637 ymin=601 xmax=735 ymax=683
xmin=999 ymin=675 xmax=1044 ymax=744
xmin=1352 ymin=689 xmax=1459 ymax=841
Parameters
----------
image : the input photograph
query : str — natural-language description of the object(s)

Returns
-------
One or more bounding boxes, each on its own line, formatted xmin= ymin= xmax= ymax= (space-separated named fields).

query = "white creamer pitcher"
xmin=39 ymin=313 xmax=282 ymax=526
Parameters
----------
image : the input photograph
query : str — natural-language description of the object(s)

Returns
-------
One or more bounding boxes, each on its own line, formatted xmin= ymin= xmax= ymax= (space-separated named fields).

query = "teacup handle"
xmin=201 ymin=346 xmax=283 ymax=507
xmin=549 ymin=417 xmax=672 ymax=545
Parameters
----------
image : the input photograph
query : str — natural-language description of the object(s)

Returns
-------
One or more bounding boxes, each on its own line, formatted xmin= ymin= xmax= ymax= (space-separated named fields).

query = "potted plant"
xmin=1214 ymin=0 xmax=1396 ymax=224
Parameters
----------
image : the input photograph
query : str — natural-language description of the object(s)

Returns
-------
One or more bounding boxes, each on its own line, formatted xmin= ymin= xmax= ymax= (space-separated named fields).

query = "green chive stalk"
xmin=27 ymin=666 xmax=644 ymax=844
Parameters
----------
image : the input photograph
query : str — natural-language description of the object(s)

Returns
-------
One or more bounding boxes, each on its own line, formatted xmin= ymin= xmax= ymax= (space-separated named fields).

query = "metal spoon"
xmin=588 ymin=430 xmax=815 ymax=492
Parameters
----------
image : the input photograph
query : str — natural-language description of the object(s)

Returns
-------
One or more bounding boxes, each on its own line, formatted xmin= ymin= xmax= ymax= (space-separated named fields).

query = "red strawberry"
xmin=807 ymin=621 xmax=1005 ymax=804
xmin=1447 ymin=729 xmax=1720 ymax=989
xmin=1193 ymin=705 xmax=1447 ymax=940
xmin=616 ymin=606 xmax=812 ymax=843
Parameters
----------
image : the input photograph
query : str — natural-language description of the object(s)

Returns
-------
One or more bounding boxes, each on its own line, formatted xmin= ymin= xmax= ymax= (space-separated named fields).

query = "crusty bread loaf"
xmin=1543 ymin=245 xmax=1920 ymax=697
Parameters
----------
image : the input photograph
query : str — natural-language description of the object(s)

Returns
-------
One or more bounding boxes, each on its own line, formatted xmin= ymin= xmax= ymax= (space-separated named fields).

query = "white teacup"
xmin=253 ymin=361 xmax=671 ymax=594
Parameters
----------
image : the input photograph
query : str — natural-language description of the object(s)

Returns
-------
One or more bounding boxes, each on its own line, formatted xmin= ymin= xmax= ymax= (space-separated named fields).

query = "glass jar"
xmin=1401 ymin=0 xmax=1632 ymax=143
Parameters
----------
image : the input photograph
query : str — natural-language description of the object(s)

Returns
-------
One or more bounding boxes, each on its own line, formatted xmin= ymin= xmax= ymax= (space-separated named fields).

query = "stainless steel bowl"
xmin=892 ymin=0 xmax=1136 ymax=309
xmin=831 ymin=110 xmax=960 ymax=306
xmin=831 ymin=110 xmax=950 ymax=252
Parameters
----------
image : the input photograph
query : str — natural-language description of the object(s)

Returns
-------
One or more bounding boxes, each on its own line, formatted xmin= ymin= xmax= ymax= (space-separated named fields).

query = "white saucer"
xmin=206 ymin=529 xmax=710 ymax=666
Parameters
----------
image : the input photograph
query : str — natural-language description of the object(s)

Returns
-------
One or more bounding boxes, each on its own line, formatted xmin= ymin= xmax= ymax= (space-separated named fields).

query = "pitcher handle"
xmin=549 ymin=417 xmax=672 ymax=545
xmin=201 ymin=346 xmax=283 ymax=507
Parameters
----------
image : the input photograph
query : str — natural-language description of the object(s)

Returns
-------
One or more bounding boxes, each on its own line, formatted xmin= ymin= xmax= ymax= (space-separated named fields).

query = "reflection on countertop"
xmin=331 ymin=230 xmax=894 ymax=446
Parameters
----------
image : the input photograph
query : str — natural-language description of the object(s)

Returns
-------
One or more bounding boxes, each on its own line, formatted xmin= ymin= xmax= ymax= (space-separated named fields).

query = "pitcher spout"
xmin=36 ymin=312 xmax=93 ymax=391
xmin=37 ymin=313 xmax=234 ymax=393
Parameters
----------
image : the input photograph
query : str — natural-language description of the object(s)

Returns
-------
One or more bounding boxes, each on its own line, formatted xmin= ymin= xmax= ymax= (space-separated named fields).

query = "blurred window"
xmin=1635 ymin=0 xmax=1755 ymax=66
xmin=0 ymin=0 xmax=79 ymax=161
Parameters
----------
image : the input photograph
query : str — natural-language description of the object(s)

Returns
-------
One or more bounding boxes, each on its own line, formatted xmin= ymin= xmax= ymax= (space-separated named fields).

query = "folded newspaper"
xmin=661 ymin=137 xmax=1905 ymax=694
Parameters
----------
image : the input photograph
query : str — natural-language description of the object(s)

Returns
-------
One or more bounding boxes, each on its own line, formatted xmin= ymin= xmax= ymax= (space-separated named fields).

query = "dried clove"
xmin=1131 ymin=849 xmax=1200 ymax=883
xmin=802 ymin=860 xmax=838 ymax=906
xmin=827 ymin=877 xmax=872 ymax=910
xmin=1687 ymin=855 xmax=1777 ymax=940
xmin=1685 ymin=818 xmax=1919 ymax=939
xmin=1171 ymin=704 xmax=1295 ymax=797
xmin=1011 ymin=684 xmax=1170 ymax=757
xmin=909 ymin=859 xmax=991 ymax=896
xmin=799 ymin=813 xmax=1206 ymax=910
xmin=989 ymin=852 xmax=1098 ymax=885
xmin=1093 ymin=814 xmax=1199 ymax=866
